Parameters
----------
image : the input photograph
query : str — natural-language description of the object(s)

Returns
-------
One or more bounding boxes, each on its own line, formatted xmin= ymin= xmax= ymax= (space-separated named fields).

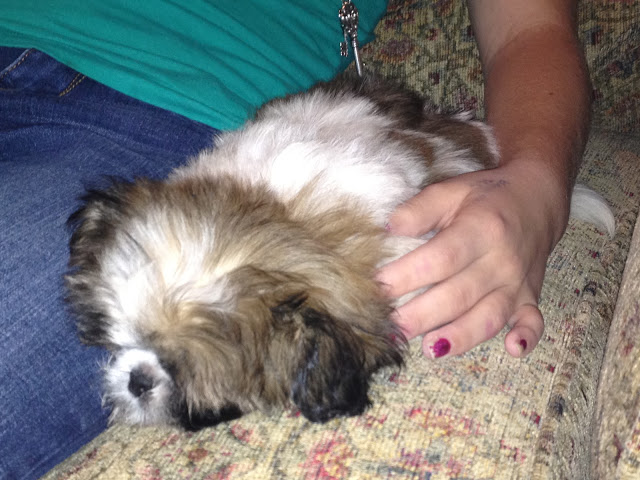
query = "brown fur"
xmin=68 ymin=172 xmax=404 ymax=426
xmin=420 ymin=116 xmax=497 ymax=169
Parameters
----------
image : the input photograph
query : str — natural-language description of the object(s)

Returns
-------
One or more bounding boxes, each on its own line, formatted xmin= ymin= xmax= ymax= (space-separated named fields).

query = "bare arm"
xmin=470 ymin=0 xmax=591 ymax=238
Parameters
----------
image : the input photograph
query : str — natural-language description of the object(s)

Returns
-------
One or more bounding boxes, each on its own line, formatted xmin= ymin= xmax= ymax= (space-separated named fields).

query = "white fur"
xmin=103 ymin=348 xmax=174 ymax=425
xmin=171 ymin=91 xmax=436 ymax=226
xmin=100 ymin=215 xmax=237 ymax=340
xmin=571 ymin=184 xmax=616 ymax=237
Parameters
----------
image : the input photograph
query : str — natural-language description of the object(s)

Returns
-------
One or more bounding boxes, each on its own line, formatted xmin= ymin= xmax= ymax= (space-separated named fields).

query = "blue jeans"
xmin=0 ymin=48 xmax=218 ymax=479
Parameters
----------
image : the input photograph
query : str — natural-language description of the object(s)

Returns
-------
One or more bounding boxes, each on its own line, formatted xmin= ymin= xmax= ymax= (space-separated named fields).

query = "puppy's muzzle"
xmin=128 ymin=368 xmax=155 ymax=397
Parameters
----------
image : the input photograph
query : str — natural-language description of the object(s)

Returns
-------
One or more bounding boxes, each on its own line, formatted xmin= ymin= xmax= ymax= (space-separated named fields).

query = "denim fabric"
xmin=0 ymin=49 xmax=218 ymax=479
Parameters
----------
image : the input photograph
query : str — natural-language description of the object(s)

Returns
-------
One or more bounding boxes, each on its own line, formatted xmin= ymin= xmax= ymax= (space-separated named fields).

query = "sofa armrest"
xmin=593 ymin=203 xmax=640 ymax=478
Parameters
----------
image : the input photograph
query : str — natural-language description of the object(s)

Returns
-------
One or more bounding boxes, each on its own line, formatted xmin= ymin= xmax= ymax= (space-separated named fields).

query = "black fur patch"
xmin=290 ymin=307 xmax=371 ymax=423
xmin=270 ymin=293 xmax=308 ymax=317
xmin=65 ymin=179 xmax=140 ymax=347
xmin=177 ymin=404 xmax=244 ymax=432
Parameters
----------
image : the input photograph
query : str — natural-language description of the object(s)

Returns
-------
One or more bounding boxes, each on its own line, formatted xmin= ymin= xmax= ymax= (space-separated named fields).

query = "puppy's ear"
xmin=67 ymin=179 xmax=134 ymax=260
xmin=272 ymin=295 xmax=372 ymax=423
xmin=65 ymin=179 xmax=137 ymax=345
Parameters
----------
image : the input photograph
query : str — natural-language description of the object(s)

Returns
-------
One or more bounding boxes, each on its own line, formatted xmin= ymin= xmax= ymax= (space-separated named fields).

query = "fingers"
xmin=378 ymin=220 xmax=489 ymax=299
xmin=420 ymin=289 xmax=514 ymax=358
xmin=412 ymin=296 xmax=545 ymax=360
xmin=392 ymin=257 xmax=495 ymax=339
xmin=382 ymin=169 xmax=551 ymax=359
xmin=504 ymin=303 xmax=545 ymax=358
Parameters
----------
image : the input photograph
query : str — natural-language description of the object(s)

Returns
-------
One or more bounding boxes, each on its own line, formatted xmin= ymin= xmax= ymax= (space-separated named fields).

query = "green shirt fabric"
xmin=0 ymin=1 xmax=387 ymax=130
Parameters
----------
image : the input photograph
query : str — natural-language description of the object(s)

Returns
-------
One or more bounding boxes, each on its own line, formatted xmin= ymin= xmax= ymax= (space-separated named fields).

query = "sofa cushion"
xmin=44 ymin=129 xmax=640 ymax=480
xmin=580 ymin=1 xmax=640 ymax=134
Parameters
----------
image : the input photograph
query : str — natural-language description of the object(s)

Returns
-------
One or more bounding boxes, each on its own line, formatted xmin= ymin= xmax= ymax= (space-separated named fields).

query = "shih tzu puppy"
xmin=65 ymin=73 xmax=615 ymax=431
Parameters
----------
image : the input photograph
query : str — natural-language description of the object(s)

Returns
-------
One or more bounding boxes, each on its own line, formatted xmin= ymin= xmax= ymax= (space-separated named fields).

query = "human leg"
xmin=0 ymin=49 xmax=218 ymax=479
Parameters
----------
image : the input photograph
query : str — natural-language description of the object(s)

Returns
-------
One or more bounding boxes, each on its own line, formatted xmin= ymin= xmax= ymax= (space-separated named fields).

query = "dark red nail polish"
xmin=519 ymin=339 xmax=528 ymax=351
xmin=432 ymin=338 xmax=451 ymax=358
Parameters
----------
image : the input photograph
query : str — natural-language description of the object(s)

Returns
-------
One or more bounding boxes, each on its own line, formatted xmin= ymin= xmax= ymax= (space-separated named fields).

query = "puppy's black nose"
xmin=128 ymin=369 xmax=154 ymax=397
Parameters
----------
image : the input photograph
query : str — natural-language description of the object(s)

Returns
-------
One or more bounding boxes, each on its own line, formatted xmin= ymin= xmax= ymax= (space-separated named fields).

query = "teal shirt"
xmin=0 ymin=1 xmax=387 ymax=130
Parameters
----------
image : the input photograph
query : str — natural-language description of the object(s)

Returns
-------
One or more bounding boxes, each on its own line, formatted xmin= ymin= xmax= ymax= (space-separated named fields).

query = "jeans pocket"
xmin=0 ymin=47 xmax=32 ymax=88
xmin=0 ymin=48 xmax=87 ymax=96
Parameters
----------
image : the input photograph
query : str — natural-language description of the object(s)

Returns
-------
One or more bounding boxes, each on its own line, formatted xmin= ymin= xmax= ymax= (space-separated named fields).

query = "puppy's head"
xmin=66 ymin=177 xmax=403 ymax=430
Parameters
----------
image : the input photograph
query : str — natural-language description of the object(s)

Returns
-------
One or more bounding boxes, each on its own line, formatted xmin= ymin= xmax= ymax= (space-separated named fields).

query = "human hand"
xmin=377 ymin=160 xmax=570 ymax=359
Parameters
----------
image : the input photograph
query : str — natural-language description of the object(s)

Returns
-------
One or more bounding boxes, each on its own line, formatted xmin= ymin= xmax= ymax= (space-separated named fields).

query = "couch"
xmin=44 ymin=1 xmax=640 ymax=478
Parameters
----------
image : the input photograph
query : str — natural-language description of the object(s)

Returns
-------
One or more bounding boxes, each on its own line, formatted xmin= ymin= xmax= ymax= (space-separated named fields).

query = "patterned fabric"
xmin=362 ymin=0 xmax=640 ymax=133
xmin=362 ymin=0 xmax=485 ymax=117
xmin=593 ymin=215 xmax=640 ymax=479
xmin=44 ymin=130 xmax=640 ymax=480
xmin=580 ymin=1 xmax=640 ymax=134
xmin=45 ymin=1 xmax=640 ymax=478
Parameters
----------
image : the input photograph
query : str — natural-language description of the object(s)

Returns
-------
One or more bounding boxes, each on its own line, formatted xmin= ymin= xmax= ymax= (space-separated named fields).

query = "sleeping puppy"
xmin=65 ymin=73 xmax=614 ymax=430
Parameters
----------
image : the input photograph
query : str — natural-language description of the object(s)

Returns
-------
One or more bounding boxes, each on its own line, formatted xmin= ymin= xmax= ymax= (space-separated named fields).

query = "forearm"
xmin=470 ymin=1 xmax=591 ymax=243
xmin=483 ymin=26 xmax=591 ymax=189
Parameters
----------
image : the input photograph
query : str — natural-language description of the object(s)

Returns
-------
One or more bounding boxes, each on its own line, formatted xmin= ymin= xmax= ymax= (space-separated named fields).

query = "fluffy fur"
xmin=65 ymin=73 xmax=614 ymax=430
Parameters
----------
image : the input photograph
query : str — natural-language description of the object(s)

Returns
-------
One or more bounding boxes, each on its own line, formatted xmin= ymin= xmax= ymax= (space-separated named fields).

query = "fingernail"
xmin=430 ymin=338 xmax=451 ymax=358
xmin=517 ymin=339 xmax=528 ymax=356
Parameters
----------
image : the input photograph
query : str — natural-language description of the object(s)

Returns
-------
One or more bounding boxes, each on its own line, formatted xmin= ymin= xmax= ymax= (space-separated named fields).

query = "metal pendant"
xmin=338 ymin=0 xmax=363 ymax=76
